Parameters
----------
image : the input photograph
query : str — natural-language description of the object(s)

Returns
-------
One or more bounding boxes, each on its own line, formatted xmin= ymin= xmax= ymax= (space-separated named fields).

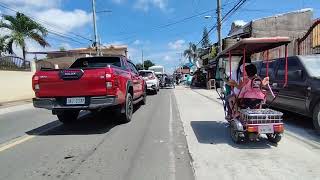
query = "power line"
xmin=0 ymin=2 xmax=92 ymax=43
xmin=196 ymin=0 xmax=248 ymax=46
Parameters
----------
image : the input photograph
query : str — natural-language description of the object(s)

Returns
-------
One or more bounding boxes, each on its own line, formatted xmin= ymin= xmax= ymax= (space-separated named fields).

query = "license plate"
xmin=258 ymin=124 xmax=274 ymax=134
xmin=66 ymin=97 xmax=85 ymax=105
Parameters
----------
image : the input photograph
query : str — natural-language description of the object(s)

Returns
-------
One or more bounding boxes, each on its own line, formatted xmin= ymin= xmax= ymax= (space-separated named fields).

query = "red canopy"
xmin=217 ymin=37 xmax=291 ymax=57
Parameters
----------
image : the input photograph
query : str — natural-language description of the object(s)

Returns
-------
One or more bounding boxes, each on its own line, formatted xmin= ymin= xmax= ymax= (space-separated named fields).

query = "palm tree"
xmin=183 ymin=42 xmax=198 ymax=64
xmin=0 ymin=35 xmax=10 ymax=56
xmin=0 ymin=12 xmax=50 ymax=66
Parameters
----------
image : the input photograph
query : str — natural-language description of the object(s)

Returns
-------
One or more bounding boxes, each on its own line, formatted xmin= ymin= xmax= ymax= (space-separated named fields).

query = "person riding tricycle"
xmin=215 ymin=37 xmax=291 ymax=144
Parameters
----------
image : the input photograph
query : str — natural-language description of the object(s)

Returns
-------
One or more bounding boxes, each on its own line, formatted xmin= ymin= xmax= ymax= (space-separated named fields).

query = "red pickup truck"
xmin=32 ymin=56 xmax=147 ymax=124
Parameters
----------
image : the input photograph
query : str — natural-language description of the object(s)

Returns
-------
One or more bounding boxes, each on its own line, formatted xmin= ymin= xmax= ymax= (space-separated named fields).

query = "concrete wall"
xmin=251 ymin=9 xmax=313 ymax=59
xmin=0 ymin=62 xmax=36 ymax=103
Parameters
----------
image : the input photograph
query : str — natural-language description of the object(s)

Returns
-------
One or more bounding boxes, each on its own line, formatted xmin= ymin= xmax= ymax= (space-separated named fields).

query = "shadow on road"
xmin=26 ymin=102 xmax=145 ymax=136
xmin=190 ymin=121 xmax=276 ymax=149
xmin=26 ymin=111 xmax=124 ymax=136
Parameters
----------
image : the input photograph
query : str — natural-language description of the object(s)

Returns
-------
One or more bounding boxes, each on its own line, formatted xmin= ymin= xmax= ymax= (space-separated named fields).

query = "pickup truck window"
xmin=260 ymin=61 xmax=276 ymax=78
xmin=276 ymin=57 xmax=304 ymax=81
xmin=139 ymin=71 xmax=153 ymax=77
xmin=300 ymin=56 xmax=320 ymax=78
xmin=70 ymin=57 xmax=122 ymax=68
xmin=128 ymin=61 xmax=139 ymax=74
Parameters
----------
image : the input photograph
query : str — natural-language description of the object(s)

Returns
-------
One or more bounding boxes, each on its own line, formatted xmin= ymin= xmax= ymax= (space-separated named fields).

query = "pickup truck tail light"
xmin=106 ymin=82 xmax=113 ymax=89
xmin=32 ymin=75 xmax=40 ymax=91
xmin=105 ymin=72 xmax=119 ymax=95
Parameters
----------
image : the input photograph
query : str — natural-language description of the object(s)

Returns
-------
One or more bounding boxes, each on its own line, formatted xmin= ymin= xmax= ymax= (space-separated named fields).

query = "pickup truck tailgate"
xmin=36 ymin=68 xmax=107 ymax=97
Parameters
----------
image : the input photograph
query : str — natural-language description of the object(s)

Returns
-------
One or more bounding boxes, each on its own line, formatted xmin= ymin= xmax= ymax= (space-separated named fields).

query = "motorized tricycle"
xmin=215 ymin=37 xmax=291 ymax=144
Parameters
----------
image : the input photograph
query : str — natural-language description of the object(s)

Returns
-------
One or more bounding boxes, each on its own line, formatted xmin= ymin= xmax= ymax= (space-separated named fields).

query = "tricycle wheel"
xmin=267 ymin=133 xmax=282 ymax=143
xmin=230 ymin=123 xmax=242 ymax=144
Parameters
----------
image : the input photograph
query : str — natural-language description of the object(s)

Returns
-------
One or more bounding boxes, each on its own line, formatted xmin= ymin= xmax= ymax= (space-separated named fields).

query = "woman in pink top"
xmin=237 ymin=64 xmax=269 ymax=109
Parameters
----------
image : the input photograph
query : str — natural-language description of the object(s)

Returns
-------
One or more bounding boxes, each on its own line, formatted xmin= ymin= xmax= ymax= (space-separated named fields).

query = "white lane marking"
xmin=0 ymin=103 xmax=34 ymax=116
xmin=0 ymin=121 xmax=61 ymax=153
xmin=169 ymin=95 xmax=176 ymax=180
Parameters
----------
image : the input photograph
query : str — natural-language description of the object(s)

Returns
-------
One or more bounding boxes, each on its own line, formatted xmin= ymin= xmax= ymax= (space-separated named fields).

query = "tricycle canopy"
xmin=216 ymin=37 xmax=291 ymax=58
xmin=215 ymin=36 xmax=291 ymax=87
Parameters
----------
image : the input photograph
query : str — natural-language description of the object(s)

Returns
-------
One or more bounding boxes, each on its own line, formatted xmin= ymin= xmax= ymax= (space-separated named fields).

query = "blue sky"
xmin=1 ymin=0 xmax=320 ymax=73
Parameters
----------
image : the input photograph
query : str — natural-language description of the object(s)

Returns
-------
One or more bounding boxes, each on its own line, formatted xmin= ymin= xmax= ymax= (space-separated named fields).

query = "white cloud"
xmin=168 ymin=39 xmax=185 ymax=50
xmin=1 ymin=0 xmax=61 ymax=9
xmin=103 ymin=41 xmax=126 ymax=46
xmin=233 ymin=20 xmax=247 ymax=26
xmin=0 ymin=2 xmax=92 ymax=58
xmin=0 ymin=1 xmax=92 ymax=39
xmin=134 ymin=0 xmax=168 ymax=12
xmin=33 ymin=9 xmax=92 ymax=33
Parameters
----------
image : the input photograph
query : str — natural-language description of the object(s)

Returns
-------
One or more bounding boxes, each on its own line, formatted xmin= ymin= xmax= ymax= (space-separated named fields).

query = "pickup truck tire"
xmin=312 ymin=103 xmax=320 ymax=134
xmin=57 ymin=110 xmax=79 ymax=124
xmin=118 ymin=93 xmax=133 ymax=124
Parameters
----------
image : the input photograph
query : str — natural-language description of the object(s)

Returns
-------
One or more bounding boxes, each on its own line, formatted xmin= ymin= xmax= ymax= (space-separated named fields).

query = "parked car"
xmin=139 ymin=70 xmax=159 ymax=94
xmin=32 ymin=56 xmax=147 ymax=124
xmin=254 ymin=55 xmax=320 ymax=133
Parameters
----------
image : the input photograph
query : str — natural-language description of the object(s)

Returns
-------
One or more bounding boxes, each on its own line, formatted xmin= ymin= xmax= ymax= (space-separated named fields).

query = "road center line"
xmin=169 ymin=94 xmax=176 ymax=180
xmin=0 ymin=122 xmax=61 ymax=153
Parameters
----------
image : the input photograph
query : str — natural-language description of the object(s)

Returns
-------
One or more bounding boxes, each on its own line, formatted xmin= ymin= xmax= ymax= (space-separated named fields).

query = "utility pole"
xmin=142 ymin=49 xmax=144 ymax=69
xmin=217 ymin=0 xmax=222 ymax=53
xmin=92 ymin=0 xmax=98 ymax=55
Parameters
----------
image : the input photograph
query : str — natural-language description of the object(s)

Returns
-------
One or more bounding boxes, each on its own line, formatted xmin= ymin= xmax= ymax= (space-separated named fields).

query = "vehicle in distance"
xmin=32 ymin=56 xmax=147 ymax=124
xmin=254 ymin=55 xmax=320 ymax=133
xmin=139 ymin=70 xmax=159 ymax=94
xmin=148 ymin=65 xmax=165 ymax=75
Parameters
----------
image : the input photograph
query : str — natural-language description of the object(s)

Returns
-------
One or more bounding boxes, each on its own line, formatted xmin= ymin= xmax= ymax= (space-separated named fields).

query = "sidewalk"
xmin=0 ymin=99 xmax=33 ymax=115
xmin=0 ymin=99 xmax=32 ymax=109
xmin=174 ymin=86 xmax=320 ymax=180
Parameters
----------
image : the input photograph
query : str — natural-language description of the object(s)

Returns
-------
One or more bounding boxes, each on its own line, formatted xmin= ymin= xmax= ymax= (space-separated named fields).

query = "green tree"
xmin=136 ymin=60 xmax=155 ymax=70
xmin=184 ymin=42 xmax=198 ymax=63
xmin=143 ymin=60 xmax=155 ymax=69
xmin=59 ymin=47 xmax=66 ymax=51
xmin=201 ymin=27 xmax=210 ymax=48
xmin=0 ymin=12 xmax=50 ymax=65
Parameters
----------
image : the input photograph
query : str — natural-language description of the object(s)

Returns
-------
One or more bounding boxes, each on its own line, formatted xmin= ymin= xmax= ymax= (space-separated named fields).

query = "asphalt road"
xmin=0 ymin=89 xmax=194 ymax=180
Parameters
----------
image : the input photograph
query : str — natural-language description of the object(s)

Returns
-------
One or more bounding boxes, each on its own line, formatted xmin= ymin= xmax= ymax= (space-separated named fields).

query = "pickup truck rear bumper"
xmin=33 ymin=96 xmax=117 ymax=110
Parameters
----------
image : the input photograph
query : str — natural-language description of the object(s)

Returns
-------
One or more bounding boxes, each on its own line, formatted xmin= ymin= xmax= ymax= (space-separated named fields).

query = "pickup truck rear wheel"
xmin=118 ymin=93 xmax=133 ymax=124
xmin=312 ymin=103 xmax=320 ymax=134
xmin=57 ymin=110 xmax=79 ymax=124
